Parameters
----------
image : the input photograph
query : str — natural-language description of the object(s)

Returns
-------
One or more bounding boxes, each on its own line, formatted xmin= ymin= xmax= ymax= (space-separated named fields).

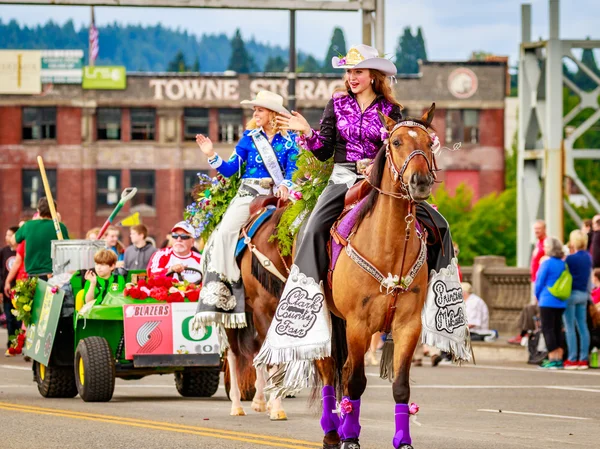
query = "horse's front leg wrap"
xmin=393 ymin=403 xmax=412 ymax=447
xmin=321 ymin=385 xmax=340 ymax=434
xmin=338 ymin=397 xmax=361 ymax=440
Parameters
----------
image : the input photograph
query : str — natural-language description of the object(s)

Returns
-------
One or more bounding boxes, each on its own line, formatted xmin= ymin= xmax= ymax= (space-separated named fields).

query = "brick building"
xmin=0 ymin=60 xmax=508 ymax=243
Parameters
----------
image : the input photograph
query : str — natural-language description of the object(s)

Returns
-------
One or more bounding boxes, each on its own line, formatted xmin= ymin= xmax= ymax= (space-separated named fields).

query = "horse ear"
xmin=421 ymin=103 xmax=436 ymax=127
xmin=378 ymin=110 xmax=396 ymax=131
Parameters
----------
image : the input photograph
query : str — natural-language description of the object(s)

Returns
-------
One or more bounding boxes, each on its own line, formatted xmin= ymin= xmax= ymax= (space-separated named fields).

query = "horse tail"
xmin=330 ymin=313 xmax=347 ymax=398
xmin=234 ymin=313 xmax=259 ymax=395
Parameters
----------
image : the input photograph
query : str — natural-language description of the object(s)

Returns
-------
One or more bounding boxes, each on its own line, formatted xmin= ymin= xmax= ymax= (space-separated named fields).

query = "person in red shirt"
xmin=530 ymin=220 xmax=547 ymax=282
xmin=147 ymin=221 xmax=201 ymax=284
xmin=508 ymin=220 xmax=547 ymax=345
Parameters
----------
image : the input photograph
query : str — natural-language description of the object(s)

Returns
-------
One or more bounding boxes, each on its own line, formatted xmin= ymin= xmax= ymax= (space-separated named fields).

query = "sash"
xmin=251 ymin=132 xmax=285 ymax=186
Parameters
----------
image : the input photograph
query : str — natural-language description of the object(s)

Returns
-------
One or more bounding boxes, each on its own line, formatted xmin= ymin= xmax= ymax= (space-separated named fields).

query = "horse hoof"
xmin=230 ymin=407 xmax=246 ymax=416
xmin=251 ymin=399 xmax=267 ymax=413
xmin=323 ymin=443 xmax=341 ymax=449
xmin=269 ymin=410 xmax=288 ymax=421
xmin=341 ymin=439 xmax=360 ymax=449
xmin=397 ymin=445 xmax=414 ymax=449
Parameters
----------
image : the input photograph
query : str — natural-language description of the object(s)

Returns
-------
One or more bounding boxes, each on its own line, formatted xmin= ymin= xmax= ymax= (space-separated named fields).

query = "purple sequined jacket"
xmin=301 ymin=91 xmax=402 ymax=163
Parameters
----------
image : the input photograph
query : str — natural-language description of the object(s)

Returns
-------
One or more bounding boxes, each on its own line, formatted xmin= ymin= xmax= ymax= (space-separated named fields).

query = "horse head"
xmin=378 ymin=103 xmax=436 ymax=202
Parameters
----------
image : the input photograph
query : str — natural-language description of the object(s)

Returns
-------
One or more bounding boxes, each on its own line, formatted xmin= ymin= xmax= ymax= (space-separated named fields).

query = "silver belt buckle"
xmin=356 ymin=158 xmax=372 ymax=175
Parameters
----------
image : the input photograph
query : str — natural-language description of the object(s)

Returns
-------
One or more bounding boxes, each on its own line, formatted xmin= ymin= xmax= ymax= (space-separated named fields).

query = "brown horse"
xmin=317 ymin=105 xmax=437 ymax=449
xmin=225 ymin=207 xmax=292 ymax=420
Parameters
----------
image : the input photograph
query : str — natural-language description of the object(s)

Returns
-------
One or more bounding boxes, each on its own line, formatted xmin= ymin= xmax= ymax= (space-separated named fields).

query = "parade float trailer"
xmin=23 ymin=241 xmax=222 ymax=402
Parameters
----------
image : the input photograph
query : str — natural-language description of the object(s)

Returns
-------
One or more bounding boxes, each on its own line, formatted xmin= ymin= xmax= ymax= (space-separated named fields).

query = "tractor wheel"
xmin=34 ymin=361 xmax=78 ymax=398
xmin=175 ymin=368 xmax=221 ymax=397
xmin=75 ymin=337 xmax=116 ymax=402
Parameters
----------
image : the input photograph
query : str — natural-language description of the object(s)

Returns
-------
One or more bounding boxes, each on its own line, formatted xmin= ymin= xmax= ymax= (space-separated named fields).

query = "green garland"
xmin=271 ymin=151 xmax=333 ymax=255
xmin=184 ymin=170 xmax=243 ymax=242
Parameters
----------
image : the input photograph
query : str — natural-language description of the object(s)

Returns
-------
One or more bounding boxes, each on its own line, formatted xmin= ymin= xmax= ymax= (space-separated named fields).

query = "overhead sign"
xmin=41 ymin=50 xmax=84 ymax=84
xmin=149 ymin=78 xmax=344 ymax=102
xmin=0 ymin=50 xmax=41 ymax=94
xmin=82 ymin=66 xmax=126 ymax=90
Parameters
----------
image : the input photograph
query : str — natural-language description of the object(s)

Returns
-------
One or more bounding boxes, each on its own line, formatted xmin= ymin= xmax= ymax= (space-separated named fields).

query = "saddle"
xmin=249 ymin=195 xmax=287 ymax=216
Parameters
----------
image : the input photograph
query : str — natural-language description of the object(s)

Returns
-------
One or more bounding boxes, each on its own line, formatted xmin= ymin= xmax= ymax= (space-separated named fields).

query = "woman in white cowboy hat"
xmin=194 ymin=90 xmax=299 ymax=324
xmin=257 ymin=44 xmax=456 ymax=449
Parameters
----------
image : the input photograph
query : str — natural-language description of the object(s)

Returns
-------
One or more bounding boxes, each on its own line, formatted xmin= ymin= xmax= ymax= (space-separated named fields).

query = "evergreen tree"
xmin=264 ymin=55 xmax=287 ymax=72
xmin=192 ymin=56 xmax=200 ymax=72
xmin=167 ymin=51 xmax=189 ymax=72
xmin=299 ymin=55 xmax=321 ymax=73
xmin=573 ymin=41 xmax=600 ymax=91
xmin=395 ymin=27 xmax=420 ymax=74
xmin=323 ymin=27 xmax=347 ymax=73
xmin=227 ymin=28 xmax=252 ymax=73
xmin=415 ymin=26 xmax=427 ymax=62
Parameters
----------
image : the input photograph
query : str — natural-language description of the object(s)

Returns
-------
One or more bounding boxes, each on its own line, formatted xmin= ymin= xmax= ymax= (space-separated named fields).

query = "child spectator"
xmin=83 ymin=249 xmax=125 ymax=306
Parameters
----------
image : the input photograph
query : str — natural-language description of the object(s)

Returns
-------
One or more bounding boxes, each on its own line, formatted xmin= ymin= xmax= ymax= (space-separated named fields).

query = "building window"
xmin=131 ymin=108 xmax=156 ymax=141
xmin=22 ymin=169 xmax=57 ymax=210
xmin=218 ymin=109 xmax=244 ymax=143
xmin=446 ymin=109 xmax=479 ymax=144
xmin=184 ymin=108 xmax=209 ymax=141
xmin=22 ymin=107 xmax=56 ymax=140
xmin=184 ymin=170 xmax=209 ymax=206
xmin=97 ymin=108 xmax=122 ymax=140
xmin=130 ymin=170 xmax=155 ymax=210
xmin=303 ymin=108 xmax=324 ymax=129
xmin=96 ymin=170 xmax=121 ymax=209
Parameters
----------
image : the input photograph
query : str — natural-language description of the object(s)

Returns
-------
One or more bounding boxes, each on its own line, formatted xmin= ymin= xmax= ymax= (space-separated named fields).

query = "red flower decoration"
xmin=340 ymin=398 xmax=353 ymax=415
xmin=137 ymin=279 xmax=147 ymax=289
xmin=409 ymin=403 xmax=419 ymax=415
xmin=51 ymin=286 xmax=58 ymax=294
xmin=186 ymin=289 xmax=200 ymax=302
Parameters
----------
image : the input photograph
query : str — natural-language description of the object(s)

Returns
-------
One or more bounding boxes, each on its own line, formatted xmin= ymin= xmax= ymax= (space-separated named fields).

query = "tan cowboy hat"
xmin=240 ymin=90 xmax=290 ymax=115
xmin=332 ymin=44 xmax=397 ymax=77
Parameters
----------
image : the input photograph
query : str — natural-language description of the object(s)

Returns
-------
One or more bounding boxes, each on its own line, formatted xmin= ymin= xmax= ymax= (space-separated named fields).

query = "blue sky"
xmin=1 ymin=0 xmax=599 ymax=67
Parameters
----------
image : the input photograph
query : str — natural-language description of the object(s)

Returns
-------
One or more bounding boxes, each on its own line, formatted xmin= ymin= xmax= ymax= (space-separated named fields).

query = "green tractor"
xmin=25 ymin=240 xmax=222 ymax=402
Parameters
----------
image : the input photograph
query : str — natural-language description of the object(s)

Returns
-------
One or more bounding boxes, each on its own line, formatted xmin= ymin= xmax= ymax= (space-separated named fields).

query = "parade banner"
xmin=41 ymin=50 xmax=84 ymax=84
xmin=0 ymin=50 xmax=41 ymax=94
xmin=123 ymin=302 xmax=219 ymax=359
xmin=23 ymin=280 xmax=65 ymax=365
xmin=82 ymin=66 xmax=126 ymax=90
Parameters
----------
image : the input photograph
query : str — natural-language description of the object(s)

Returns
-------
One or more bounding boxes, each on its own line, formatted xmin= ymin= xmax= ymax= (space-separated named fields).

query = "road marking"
xmin=0 ymin=402 xmax=321 ymax=448
xmin=478 ymin=409 xmax=591 ymax=420
xmin=366 ymin=364 xmax=600 ymax=376
xmin=0 ymin=364 xmax=31 ymax=371
xmin=545 ymin=386 xmax=600 ymax=393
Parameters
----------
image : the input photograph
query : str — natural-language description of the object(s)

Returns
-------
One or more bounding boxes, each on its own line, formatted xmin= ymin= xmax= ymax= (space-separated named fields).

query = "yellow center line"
xmin=0 ymin=402 xmax=321 ymax=448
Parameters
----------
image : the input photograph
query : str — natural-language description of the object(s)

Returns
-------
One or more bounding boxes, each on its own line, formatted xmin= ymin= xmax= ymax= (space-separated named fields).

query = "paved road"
xmin=0 ymin=354 xmax=598 ymax=449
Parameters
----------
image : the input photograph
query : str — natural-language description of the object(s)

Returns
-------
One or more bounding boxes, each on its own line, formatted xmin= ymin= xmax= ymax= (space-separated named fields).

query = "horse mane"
xmin=355 ymin=118 xmax=433 ymax=229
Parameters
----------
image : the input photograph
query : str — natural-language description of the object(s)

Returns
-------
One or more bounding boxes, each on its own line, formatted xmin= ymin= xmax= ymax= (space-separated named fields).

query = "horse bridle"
xmin=381 ymin=120 xmax=438 ymax=200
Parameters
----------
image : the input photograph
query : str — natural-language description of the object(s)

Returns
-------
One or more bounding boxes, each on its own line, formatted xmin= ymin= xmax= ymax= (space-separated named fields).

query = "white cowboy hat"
xmin=332 ymin=44 xmax=397 ymax=77
xmin=240 ymin=90 xmax=290 ymax=115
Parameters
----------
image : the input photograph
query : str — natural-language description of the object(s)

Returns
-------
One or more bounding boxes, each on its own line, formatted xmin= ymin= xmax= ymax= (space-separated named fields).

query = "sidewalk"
xmin=470 ymin=334 xmax=528 ymax=364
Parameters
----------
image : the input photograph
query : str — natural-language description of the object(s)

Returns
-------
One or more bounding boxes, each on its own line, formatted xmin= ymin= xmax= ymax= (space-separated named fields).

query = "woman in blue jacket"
xmin=194 ymin=91 xmax=299 ymax=325
xmin=535 ymin=236 xmax=567 ymax=369
xmin=564 ymin=230 xmax=592 ymax=369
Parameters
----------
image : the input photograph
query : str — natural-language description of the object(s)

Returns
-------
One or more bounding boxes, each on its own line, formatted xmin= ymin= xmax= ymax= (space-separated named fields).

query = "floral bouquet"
xmin=124 ymin=275 xmax=201 ymax=303
xmin=6 ymin=277 xmax=37 ymax=356
xmin=184 ymin=171 xmax=242 ymax=242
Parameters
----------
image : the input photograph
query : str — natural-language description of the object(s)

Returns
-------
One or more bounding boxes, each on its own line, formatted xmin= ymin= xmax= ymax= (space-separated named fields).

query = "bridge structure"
xmin=0 ymin=0 xmax=385 ymax=111
xmin=517 ymin=0 xmax=600 ymax=266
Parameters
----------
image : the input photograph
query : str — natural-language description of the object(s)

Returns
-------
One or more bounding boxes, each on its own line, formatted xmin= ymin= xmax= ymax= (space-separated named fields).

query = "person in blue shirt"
xmin=194 ymin=90 xmax=299 ymax=319
xmin=563 ymin=230 xmax=593 ymax=369
xmin=535 ymin=236 xmax=568 ymax=369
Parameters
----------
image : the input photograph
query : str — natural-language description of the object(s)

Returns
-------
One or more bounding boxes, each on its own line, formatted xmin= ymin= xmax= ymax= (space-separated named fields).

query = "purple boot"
xmin=320 ymin=385 xmax=340 ymax=435
xmin=338 ymin=397 xmax=361 ymax=442
xmin=393 ymin=403 xmax=412 ymax=448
